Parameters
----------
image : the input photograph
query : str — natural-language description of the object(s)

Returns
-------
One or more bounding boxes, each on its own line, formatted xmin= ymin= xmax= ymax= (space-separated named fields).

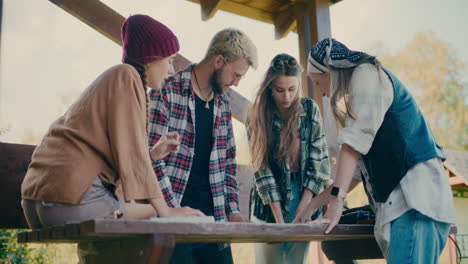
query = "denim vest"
xmin=361 ymin=68 xmax=445 ymax=202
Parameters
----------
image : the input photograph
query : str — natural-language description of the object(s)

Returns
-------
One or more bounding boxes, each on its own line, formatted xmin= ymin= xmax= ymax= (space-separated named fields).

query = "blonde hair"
xmin=330 ymin=56 xmax=381 ymax=126
xmin=204 ymin=28 xmax=258 ymax=69
xmin=248 ymin=54 xmax=303 ymax=170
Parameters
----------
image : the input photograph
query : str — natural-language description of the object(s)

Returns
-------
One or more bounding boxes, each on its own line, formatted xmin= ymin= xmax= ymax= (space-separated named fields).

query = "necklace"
xmin=192 ymin=68 xmax=212 ymax=109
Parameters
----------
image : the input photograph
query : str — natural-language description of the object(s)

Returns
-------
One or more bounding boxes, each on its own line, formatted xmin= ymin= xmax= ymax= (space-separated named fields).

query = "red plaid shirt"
xmin=148 ymin=65 xmax=240 ymax=222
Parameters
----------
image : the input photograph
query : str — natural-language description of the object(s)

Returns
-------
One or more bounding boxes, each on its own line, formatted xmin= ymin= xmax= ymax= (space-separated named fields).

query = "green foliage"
xmin=380 ymin=32 xmax=468 ymax=151
xmin=0 ymin=230 xmax=76 ymax=264
xmin=0 ymin=229 xmax=32 ymax=264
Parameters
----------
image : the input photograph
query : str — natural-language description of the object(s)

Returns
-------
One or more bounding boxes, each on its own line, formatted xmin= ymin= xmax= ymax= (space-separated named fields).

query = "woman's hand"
xmin=293 ymin=186 xmax=332 ymax=224
xmin=158 ymin=206 xmax=206 ymax=218
xmin=294 ymin=189 xmax=313 ymax=223
xmin=149 ymin=197 xmax=205 ymax=218
xmin=293 ymin=198 xmax=320 ymax=224
xmin=311 ymin=196 xmax=344 ymax=234
xmin=150 ymin=131 xmax=180 ymax=161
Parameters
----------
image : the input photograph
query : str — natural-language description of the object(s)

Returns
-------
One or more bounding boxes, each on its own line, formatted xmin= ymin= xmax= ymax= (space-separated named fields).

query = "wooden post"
xmin=295 ymin=0 xmax=338 ymax=178
xmin=0 ymin=0 xmax=3 ymax=120
xmin=295 ymin=1 xmax=339 ymax=262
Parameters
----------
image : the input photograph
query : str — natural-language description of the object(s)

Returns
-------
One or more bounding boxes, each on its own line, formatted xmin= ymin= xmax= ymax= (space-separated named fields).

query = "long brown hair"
xmin=330 ymin=56 xmax=381 ymax=126
xmin=248 ymin=54 xmax=303 ymax=171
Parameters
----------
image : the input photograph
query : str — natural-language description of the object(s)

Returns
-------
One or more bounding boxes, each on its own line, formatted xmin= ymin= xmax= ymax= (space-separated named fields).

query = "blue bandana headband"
xmin=307 ymin=38 xmax=374 ymax=73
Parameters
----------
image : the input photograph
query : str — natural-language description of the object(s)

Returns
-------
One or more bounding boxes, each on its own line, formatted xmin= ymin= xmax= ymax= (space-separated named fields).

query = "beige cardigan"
xmin=21 ymin=64 xmax=163 ymax=204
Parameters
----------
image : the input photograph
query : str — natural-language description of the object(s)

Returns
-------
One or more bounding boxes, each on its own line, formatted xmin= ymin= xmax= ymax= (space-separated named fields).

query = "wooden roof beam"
xmin=49 ymin=0 xmax=124 ymax=45
xmin=200 ymin=0 xmax=221 ymax=21
xmin=47 ymin=0 xmax=249 ymax=123
xmin=448 ymin=176 xmax=468 ymax=186
xmin=273 ymin=4 xmax=299 ymax=40
xmin=187 ymin=0 xmax=272 ymax=24
xmin=48 ymin=0 xmax=191 ymax=75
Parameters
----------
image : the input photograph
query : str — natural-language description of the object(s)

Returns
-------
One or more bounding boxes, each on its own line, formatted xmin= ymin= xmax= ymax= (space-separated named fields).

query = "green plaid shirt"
xmin=249 ymin=98 xmax=330 ymax=222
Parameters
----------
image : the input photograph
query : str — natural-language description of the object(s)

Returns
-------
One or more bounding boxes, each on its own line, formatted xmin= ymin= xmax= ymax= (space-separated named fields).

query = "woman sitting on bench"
xmin=21 ymin=14 xmax=204 ymax=230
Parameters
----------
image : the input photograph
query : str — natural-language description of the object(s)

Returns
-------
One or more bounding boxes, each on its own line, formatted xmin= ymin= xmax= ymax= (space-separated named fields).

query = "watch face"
xmin=331 ymin=186 xmax=340 ymax=196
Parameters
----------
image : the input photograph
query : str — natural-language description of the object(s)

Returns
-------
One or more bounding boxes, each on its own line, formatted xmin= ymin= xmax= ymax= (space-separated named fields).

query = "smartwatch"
xmin=330 ymin=186 xmax=347 ymax=200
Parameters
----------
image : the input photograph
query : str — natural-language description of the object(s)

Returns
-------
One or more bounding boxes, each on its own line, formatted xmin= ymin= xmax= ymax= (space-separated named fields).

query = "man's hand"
xmin=227 ymin=213 xmax=250 ymax=222
xmin=150 ymin=131 xmax=180 ymax=161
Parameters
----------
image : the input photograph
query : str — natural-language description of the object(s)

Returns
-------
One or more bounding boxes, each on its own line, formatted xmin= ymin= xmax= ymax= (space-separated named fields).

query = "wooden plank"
xmin=233 ymin=0 xmax=287 ymax=13
xmin=173 ymin=54 xmax=192 ymax=73
xmin=48 ymin=0 xmax=190 ymax=72
xmin=0 ymin=142 xmax=35 ymax=229
xmin=79 ymin=219 xmax=375 ymax=243
xmin=200 ymin=0 xmax=221 ymax=20
xmin=186 ymin=0 xmax=341 ymax=39
xmin=186 ymin=0 xmax=273 ymax=24
xmin=20 ymin=222 xmax=375 ymax=244
xmin=226 ymin=88 xmax=251 ymax=123
xmin=273 ymin=6 xmax=297 ymax=40
xmin=236 ymin=165 xmax=254 ymax=218
xmin=49 ymin=0 xmax=124 ymax=45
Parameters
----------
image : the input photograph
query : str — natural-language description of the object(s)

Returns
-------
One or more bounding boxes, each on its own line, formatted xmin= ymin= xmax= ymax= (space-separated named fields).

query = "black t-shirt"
xmin=180 ymin=93 xmax=215 ymax=216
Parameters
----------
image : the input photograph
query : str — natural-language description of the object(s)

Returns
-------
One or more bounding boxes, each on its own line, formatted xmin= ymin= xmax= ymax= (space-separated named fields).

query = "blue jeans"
xmin=387 ymin=209 xmax=449 ymax=264
xmin=288 ymin=179 xmax=301 ymax=222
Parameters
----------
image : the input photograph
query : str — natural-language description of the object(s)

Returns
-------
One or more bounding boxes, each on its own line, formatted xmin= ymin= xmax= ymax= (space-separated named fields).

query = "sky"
xmin=1 ymin=0 xmax=467 ymax=147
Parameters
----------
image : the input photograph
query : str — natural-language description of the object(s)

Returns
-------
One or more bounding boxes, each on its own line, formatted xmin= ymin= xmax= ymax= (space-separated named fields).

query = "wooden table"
xmin=18 ymin=219 xmax=383 ymax=264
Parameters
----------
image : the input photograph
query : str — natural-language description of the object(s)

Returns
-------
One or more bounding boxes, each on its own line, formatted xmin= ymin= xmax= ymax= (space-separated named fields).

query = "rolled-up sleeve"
xmin=338 ymin=64 xmax=394 ymax=155
xmin=254 ymin=168 xmax=282 ymax=205
xmin=304 ymin=100 xmax=330 ymax=195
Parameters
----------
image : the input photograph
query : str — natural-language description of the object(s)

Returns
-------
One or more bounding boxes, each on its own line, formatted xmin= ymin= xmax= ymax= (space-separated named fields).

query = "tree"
xmin=380 ymin=32 xmax=468 ymax=151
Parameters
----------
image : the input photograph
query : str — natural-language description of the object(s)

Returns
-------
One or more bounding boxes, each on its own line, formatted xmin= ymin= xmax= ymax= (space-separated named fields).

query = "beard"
xmin=210 ymin=69 xmax=226 ymax=94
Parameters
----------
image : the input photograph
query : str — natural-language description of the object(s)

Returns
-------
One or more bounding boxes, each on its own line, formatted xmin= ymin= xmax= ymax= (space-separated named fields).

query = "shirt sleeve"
xmin=253 ymin=168 xmax=282 ymax=205
xmin=304 ymin=99 xmax=331 ymax=195
xmin=148 ymin=86 xmax=181 ymax=208
xmin=107 ymin=65 xmax=163 ymax=202
xmin=338 ymin=64 xmax=394 ymax=155
xmin=224 ymin=111 xmax=241 ymax=216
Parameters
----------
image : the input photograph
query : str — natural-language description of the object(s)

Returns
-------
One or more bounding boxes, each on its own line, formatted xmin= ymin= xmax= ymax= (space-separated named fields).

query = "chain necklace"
xmin=192 ymin=68 xmax=213 ymax=109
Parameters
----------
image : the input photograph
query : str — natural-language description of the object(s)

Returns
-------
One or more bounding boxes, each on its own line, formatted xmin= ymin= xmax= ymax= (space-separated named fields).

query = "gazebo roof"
xmin=444 ymin=149 xmax=468 ymax=189
xmin=186 ymin=0 xmax=341 ymax=39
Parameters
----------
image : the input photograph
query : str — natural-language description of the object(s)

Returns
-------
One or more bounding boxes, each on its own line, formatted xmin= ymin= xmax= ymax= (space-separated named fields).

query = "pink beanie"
xmin=121 ymin=14 xmax=180 ymax=65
